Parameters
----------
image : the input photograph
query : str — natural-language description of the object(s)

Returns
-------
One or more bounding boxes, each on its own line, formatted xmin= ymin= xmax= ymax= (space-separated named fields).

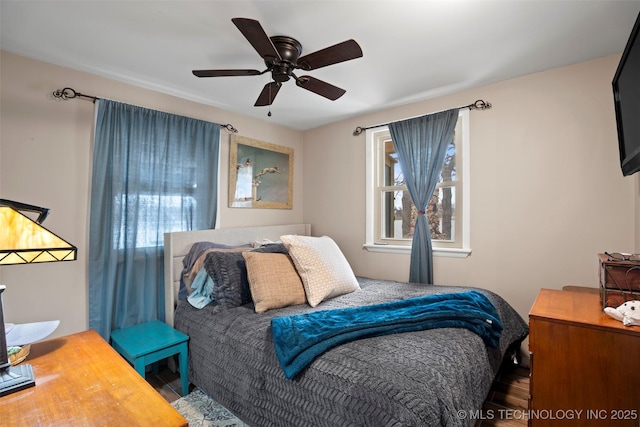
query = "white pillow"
xmin=280 ymin=235 xmax=360 ymax=307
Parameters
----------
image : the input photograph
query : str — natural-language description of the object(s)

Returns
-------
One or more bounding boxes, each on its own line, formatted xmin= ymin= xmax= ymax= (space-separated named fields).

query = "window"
xmin=365 ymin=109 xmax=470 ymax=257
xmin=110 ymin=147 xmax=204 ymax=250
xmin=113 ymin=194 xmax=197 ymax=249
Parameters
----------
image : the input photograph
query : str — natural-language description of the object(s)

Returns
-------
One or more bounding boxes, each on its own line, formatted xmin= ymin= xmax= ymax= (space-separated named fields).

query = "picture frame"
xmin=229 ymin=135 xmax=293 ymax=209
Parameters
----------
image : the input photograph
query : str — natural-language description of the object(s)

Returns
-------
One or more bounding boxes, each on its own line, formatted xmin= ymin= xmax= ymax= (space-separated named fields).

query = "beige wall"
xmin=304 ymin=54 xmax=636 ymax=319
xmin=0 ymin=51 xmax=303 ymax=338
xmin=1 ymin=50 xmax=637 ymax=340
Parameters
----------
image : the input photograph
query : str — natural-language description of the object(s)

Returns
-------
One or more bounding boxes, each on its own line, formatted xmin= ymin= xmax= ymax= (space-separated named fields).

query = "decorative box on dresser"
xmin=598 ymin=253 xmax=640 ymax=308
xmin=528 ymin=288 xmax=640 ymax=426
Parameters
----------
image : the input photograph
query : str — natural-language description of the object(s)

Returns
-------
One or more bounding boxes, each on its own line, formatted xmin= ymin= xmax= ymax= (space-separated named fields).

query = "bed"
xmin=164 ymin=224 xmax=528 ymax=427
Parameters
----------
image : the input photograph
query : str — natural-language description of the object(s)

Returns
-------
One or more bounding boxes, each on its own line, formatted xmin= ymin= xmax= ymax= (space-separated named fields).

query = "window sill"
xmin=363 ymin=243 xmax=471 ymax=258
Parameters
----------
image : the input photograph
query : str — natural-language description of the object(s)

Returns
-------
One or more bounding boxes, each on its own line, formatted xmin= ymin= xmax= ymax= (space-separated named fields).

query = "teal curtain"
xmin=388 ymin=108 xmax=459 ymax=284
xmin=89 ymin=99 xmax=220 ymax=340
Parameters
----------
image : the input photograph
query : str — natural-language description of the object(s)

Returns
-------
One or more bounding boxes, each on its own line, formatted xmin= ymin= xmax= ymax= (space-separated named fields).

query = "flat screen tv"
xmin=613 ymin=11 xmax=640 ymax=176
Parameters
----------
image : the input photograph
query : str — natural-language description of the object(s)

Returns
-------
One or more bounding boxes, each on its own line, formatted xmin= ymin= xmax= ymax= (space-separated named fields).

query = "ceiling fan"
xmin=192 ymin=18 xmax=363 ymax=107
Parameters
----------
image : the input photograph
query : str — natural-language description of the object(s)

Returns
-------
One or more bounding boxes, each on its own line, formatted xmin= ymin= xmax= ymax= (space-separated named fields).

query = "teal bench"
xmin=110 ymin=320 xmax=189 ymax=396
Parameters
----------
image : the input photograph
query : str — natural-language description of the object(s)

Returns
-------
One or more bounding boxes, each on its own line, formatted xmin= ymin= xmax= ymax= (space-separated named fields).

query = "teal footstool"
xmin=110 ymin=320 xmax=189 ymax=396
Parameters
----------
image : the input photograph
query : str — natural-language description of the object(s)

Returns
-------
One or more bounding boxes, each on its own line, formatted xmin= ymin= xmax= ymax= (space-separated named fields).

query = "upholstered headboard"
xmin=163 ymin=223 xmax=311 ymax=327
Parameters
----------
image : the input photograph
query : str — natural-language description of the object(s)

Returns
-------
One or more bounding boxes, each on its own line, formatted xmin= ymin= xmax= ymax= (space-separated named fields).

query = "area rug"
xmin=171 ymin=388 xmax=250 ymax=427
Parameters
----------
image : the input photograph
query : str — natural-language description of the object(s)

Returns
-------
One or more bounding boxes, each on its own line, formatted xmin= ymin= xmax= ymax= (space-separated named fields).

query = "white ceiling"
xmin=2 ymin=1 xmax=639 ymax=131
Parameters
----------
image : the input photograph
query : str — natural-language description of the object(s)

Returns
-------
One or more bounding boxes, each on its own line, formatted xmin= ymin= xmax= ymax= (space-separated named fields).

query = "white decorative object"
xmin=604 ymin=300 xmax=640 ymax=327
xmin=5 ymin=320 xmax=60 ymax=346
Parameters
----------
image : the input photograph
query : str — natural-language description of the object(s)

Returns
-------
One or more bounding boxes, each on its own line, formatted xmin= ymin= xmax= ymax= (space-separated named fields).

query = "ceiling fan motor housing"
xmin=267 ymin=36 xmax=303 ymax=82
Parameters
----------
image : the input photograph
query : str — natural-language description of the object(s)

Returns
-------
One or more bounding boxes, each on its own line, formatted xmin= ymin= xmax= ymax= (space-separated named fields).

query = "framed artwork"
xmin=229 ymin=135 xmax=293 ymax=209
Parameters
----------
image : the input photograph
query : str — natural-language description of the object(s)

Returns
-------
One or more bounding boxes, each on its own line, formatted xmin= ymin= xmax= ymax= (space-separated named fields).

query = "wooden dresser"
xmin=529 ymin=288 xmax=640 ymax=426
xmin=0 ymin=330 xmax=187 ymax=426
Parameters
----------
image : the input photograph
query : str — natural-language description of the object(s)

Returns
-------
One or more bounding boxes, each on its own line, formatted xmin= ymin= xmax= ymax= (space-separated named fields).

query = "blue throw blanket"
xmin=271 ymin=290 xmax=503 ymax=379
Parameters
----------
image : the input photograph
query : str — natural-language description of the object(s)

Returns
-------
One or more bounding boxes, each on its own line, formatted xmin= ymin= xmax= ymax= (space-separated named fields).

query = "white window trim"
xmin=363 ymin=109 xmax=471 ymax=258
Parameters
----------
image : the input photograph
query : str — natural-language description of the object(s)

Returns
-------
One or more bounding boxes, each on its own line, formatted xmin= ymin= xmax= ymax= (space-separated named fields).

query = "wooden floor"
xmin=147 ymin=367 xmax=186 ymax=404
xmin=149 ymin=364 xmax=530 ymax=426
xmin=477 ymin=366 xmax=530 ymax=427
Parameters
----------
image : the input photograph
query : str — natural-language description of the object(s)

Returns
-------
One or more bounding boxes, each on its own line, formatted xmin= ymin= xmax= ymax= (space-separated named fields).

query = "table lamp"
xmin=0 ymin=199 xmax=77 ymax=396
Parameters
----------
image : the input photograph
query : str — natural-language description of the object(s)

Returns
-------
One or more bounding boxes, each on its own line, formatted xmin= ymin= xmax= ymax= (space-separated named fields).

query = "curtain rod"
xmin=352 ymin=99 xmax=492 ymax=136
xmin=51 ymin=87 xmax=239 ymax=133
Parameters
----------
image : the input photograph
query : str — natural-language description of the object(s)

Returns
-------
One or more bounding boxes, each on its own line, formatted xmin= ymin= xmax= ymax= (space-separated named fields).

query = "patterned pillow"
xmin=280 ymin=235 xmax=360 ymax=307
xmin=203 ymin=243 xmax=288 ymax=308
xmin=243 ymin=252 xmax=306 ymax=313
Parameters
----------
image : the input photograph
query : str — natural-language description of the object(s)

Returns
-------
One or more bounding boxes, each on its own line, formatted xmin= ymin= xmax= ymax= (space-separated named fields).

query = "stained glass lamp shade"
xmin=0 ymin=205 xmax=76 ymax=264
xmin=0 ymin=200 xmax=77 ymax=396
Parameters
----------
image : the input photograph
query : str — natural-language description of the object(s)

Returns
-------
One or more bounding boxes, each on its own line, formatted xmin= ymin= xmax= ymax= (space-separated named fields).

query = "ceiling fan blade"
xmin=297 ymin=39 xmax=363 ymax=71
xmin=254 ymin=82 xmax=282 ymax=106
xmin=295 ymin=76 xmax=346 ymax=100
xmin=192 ymin=69 xmax=262 ymax=78
xmin=232 ymin=18 xmax=281 ymax=60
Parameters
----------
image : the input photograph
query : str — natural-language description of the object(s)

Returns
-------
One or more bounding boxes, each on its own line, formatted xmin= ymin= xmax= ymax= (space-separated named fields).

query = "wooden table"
xmin=0 ymin=330 xmax=187 ymax=426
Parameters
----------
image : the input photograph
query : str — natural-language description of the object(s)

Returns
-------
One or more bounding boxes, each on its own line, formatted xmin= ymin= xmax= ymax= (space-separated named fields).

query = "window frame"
xmin=364 ymin=109 xmax=471 ymax=258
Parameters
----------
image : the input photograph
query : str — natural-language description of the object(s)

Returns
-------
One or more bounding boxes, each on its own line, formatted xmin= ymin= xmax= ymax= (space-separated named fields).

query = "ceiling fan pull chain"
xmin=268 ymin=83 xmax=272 ymax=117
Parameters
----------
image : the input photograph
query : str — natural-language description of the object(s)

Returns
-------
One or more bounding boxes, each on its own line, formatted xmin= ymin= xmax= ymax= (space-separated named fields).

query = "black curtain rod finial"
xmin=469 ymin=99 xmax=491 ymax=110
xmin=52 ymin=87 xmax=98 ymax=102
xmin=353 ymin=126 xmax=366 ymax=136
xmin=223 ymin=123 xmax=238 ymax=133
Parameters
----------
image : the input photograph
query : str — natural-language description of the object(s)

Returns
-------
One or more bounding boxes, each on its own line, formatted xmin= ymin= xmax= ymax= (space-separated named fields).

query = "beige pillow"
xmin=280 ymin=235 xmax=360 ymax=307
xmin=243 ymin=252 xmax=307 ymax=313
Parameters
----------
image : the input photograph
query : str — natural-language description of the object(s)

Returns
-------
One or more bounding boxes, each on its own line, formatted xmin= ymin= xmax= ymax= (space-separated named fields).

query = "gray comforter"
xmin=174 ymin=277 xmax=528 ymax=427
